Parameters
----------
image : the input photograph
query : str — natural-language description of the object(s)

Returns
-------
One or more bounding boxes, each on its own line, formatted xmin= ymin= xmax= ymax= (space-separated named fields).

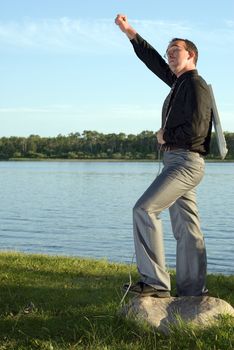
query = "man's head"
xmin=165 ymin=38 xmax=198 ymax=77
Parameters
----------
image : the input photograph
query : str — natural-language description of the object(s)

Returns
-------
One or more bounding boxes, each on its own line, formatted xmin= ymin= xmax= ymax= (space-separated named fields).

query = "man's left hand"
xmin=156 ymin=128 xmax=166 ymax=145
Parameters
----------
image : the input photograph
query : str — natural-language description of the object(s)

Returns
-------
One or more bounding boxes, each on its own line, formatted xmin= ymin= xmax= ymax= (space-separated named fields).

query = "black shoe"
xmin=123 ymin=281 xmax=170 ymax=298
xmin=201 ymin=289 xmax=209 ymax=296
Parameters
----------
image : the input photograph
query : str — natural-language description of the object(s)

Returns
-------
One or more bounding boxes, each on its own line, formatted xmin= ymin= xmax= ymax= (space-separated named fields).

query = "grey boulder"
xmin=120 ymin=296 xmax=234 ymax=334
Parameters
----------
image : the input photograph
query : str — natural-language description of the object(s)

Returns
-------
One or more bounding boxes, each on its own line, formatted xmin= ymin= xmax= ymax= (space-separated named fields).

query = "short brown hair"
xmin=169 ymin=38 xmax=198 ymax=65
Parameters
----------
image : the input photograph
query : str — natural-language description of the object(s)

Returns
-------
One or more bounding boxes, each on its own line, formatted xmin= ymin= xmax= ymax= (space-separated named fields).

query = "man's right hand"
xmin=115 ymin=14 xmax=137 ymax=40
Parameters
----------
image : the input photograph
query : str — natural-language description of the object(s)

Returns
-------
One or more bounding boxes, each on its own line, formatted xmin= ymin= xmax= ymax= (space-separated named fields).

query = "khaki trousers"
xmin=133 ymin=150 xmax=207 ymax=296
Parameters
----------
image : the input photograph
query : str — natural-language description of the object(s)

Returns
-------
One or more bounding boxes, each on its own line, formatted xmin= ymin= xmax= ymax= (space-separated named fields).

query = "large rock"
xmin=120 ymin=296 xmax=234 ymax=334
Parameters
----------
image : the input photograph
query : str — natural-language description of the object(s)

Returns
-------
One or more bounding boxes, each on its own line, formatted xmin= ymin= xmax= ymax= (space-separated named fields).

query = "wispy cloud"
xmin=0 ymin=17 xmax=126 ymax=54
xmin=225 ymin=20 xmax=234 ymax=28
xmin=0 ymin=17 xmax=233 ymax=55
xmin=0 ymin=105 xmax=75 ymax=114
xmin=0 ymin=103 xmax=161 ymax=117
xmin=0 ymin=102 xmax=163 ymax=137
xmin=1 ymin=102 xmax=233 ymax=136
xmin=0 ymin=17 xmax=194 ymax=54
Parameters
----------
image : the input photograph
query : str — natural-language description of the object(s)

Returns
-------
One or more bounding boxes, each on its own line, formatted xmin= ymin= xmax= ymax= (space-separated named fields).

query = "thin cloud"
xmin=0 ymin=17 xmax=126 ymax=53
xmin=0 ymin=17 xmax=192 ymax=54
xmin=0 ymin=105 xmax=75 ymax=114
xmin=225 ymin=20 xmax=234 ymax=28
xmin=0 ymin=17 xmax=233 ymax=55
xmin=0 ymin=103 xmax=160 ymax=116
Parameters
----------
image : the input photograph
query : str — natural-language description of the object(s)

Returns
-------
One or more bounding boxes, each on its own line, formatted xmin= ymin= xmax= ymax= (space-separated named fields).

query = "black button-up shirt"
xmin=130 ymin=34 xmax=213 ymax=155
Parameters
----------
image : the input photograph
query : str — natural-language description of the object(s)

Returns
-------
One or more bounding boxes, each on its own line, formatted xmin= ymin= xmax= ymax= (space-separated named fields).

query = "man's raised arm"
xmin=114 ymin=14 xmax=174 ymax=86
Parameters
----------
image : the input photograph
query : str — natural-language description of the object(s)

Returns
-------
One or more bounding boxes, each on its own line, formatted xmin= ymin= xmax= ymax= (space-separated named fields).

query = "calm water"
xmin=0 ymin=161 xmax=233 ymax=274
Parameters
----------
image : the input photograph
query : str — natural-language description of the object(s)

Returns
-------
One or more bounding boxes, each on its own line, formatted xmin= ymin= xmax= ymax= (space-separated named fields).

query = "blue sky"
xmin=1 ymin=0 xmax=234 ymax=137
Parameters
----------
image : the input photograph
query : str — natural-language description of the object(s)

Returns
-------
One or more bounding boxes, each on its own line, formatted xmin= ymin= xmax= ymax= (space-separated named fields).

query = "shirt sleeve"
xmin=130 ymin=34 xmax=176 ymax=87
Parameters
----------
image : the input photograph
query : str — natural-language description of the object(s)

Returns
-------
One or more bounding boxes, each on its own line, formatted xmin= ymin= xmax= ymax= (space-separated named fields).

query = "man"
xmin=115 ymin=14 xmax=212 ymax=297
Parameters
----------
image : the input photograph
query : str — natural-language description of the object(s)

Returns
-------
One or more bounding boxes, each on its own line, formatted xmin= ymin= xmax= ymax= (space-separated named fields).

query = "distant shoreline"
xmin=3 ymin=157 xmax=234 ymax=163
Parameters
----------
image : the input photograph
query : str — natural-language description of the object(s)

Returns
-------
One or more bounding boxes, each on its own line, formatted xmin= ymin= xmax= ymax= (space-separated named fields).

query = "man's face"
xmin=166 ymin=40 xmax=194 ymax=77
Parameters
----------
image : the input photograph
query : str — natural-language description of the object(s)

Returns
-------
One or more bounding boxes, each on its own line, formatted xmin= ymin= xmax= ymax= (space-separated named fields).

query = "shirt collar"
xmin=177 ymin=69 xmax=198 ymax=83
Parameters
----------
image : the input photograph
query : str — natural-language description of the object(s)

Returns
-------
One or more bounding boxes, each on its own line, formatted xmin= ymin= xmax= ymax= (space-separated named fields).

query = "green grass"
xmin=0 ymin=252 xmax=233 ymax=350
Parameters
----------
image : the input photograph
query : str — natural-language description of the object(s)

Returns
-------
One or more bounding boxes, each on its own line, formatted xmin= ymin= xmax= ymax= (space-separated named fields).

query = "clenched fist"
xmin=115 ymin=14 xmax=137 ymax=40
xmin=115 ymin=14 xmax=129 ymax=32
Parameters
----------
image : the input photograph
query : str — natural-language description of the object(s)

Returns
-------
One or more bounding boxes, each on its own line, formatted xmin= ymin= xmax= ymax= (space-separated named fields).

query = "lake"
xmin=0 ymin=160 xmax=233 ymax=275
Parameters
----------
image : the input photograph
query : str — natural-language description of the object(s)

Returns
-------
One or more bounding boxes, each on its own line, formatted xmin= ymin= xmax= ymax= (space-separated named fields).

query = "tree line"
xmin=0 ymin=130 xmax=233 ymax=160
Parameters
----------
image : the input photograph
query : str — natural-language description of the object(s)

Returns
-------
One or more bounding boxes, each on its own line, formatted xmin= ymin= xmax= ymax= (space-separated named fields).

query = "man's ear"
xmin=188 ymin=50 xmax=195 ymax=61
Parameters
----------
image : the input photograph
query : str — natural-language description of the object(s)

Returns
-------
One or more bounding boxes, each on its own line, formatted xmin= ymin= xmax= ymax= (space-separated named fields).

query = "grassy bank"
xmin=0 ymin=252 xmax=233 ymax=350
